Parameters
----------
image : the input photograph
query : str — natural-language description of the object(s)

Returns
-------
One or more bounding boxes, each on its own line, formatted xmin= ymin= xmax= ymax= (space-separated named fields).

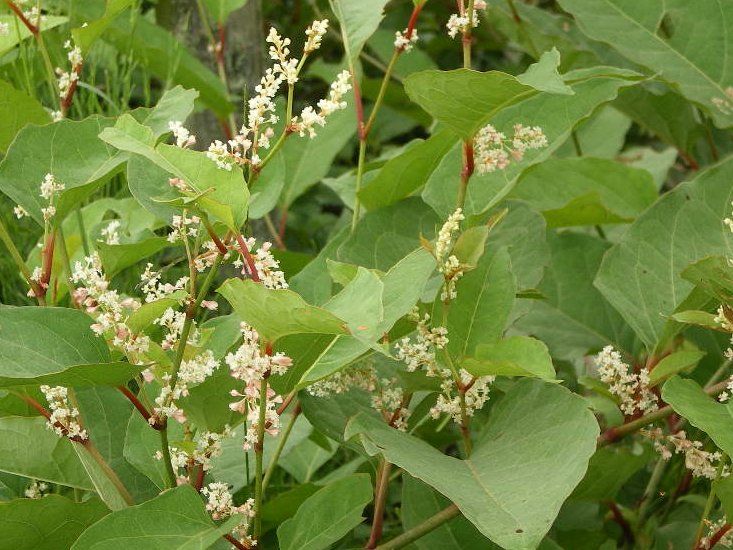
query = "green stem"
xmin=82 ymin=440 xmax=135 ymax=505
xmin=364 ymin=50 xmax=399 ymax=136
xmin=693 ymin=455 xmax=728 ymax=547
xmin=0 ymin=215 xmax=42 ymax=302
xmin=253 ymin=375 xmax=269 ymax=541
xmin=75 ymin=208 xmax=90 ymax=256
xmin=375 ymin=504 xmax=460 ymax=550
xmin=261 ymin=402 xmax=300 ymax=494
xmin=637 ymin=456 xmax=667 ymax=525
xmin=159 ymin=425 xmax=177 ymax=488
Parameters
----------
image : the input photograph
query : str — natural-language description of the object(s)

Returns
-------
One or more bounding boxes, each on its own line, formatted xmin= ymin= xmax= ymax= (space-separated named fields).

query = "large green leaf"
xmin=0 ymin=307 xmax=115 ymax=387
xmin=422 ymin=68 xmax=641 ymax=218
xmin=556 ymin=0 xmax=733 ymax=128
xmin=71 ymin=0 xmax=134 ymax=52
xmin=0 ymin=116 xmax=124 ymax=225
xmin=404 ymin=70 xmax=537 ymax=140
xmin=509 ymin=158 xmax=657 ymax=227
xmin=516 ymin=232 xmax=637 ymax=360
xmin=71 ymin=485 xmax=240 ymax=549
xmin=358 ymin=131 xmax=455 ymax=211
xmin=329 ymin=0 xmax=390 ymax=65
xmin=217 ymin=278 xmax=348 ymax=342
xmin=462 ymin=336 xmax=556 ymax=380
xmin=346 ymin=379 xmax=599 ymax=549
xmin=277 ymin=474 xmax=372 ymax=550
xmin=402 ymin=476 xmax=495 ymax=550
xmin=0 ymin=416 xmax=94 ymax=490
xmin=447 ymin=247 xmax=516 ymax=361
xmin=0 ymin=80 xmax=50 ymax=153
xmin=202 ymin=0 xmax=248 ymax=22
xmin=0 ymin=495 xmax=109 ymax=550
xmin=661 ymin=376 xmax=733 ymax=457
xmin=100 ymin=114 xmax=248 ymax=231
xmin=594 ymin=157 xmax=733 ymax=351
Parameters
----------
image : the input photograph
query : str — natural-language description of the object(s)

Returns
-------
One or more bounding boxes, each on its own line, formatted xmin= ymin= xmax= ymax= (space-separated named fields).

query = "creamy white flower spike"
xmin=304 ymin=19 xmax=329 ymax=53
xmin=293 ymin=70 xmax=352 ymax=138
xmin=100 ymin=219 xmax=121 ymax=245
xmin=13 ymin=205 xmax=28 ymax=219
xmin=646 ymin=428 xmax=729 ymax=480
xmin=394 ymin=28 xmax=419 ymax=52
xmin=430 ymin=368 xmax=494 ymax=423
xmin=24 ymin=480 xmax=48 ymax=499
xmin=474 ymin=123 xmax=548 ymax=174
xmin=595 ymin=346 xmax=658 ymax=416
xmin=201 ymin=482 xmax=255 ymax=545
xmin=40 ymin=385 xmax=88 ymax=441
xmin=0 ymin=22 xmax=9 ymax=36
xmin=168 ymin=120 xmax=196 ymax=148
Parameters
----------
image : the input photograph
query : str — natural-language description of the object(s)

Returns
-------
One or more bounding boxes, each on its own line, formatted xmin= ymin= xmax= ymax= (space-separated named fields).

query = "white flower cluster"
xmin=596 ymin=346 xmax=658 ymax=416
xmin=394 ymin=28 xmax=419 ymax=52
xmin=434 ymin=208 xmax=466 ymax=301
xmin=226 ymin=323 xmax=292 ymax=450
xmin=168 ymin=121 xmax=196 ymax=149
xmin=152 ymin=350 xmax=219 ymax=422
xmin=13 ymin=205 xmax=28 ymax=219
xmin=646 ymin=428 xmax=728 ymax=480
xmin=446 ymin=1 xmax=486 ymax=39
xmin=304 ymin=19 xmax=329 ymax=54
xmin=24 ymin=480 xmax=49 ymax=499
xmin=0 ymin=22 xmax=9 ymax=36
xmin=167 ymin=212 xmax=200 ymax=243
xmin=307 ymin=366 xmax=377 ymax=397
xmin=71 ymin=254 xmax=149 ymax=356
xmin=40 ymin=385 xmax=88 ymax=441
xmin=700 ymin=517 xmax=733 ymax=549
xmin=201 ymin=482 xmax=255 ymax=545
xmin=293 ymin=69 xmax=351 ymax=139
xmin=139 ymin=264 xmax=189 ymax=303
xmin=206 ymin=20 xmax=345 ymax=169
xmin=395 ymin=311 xmax=448 ymax=377
xmin=56 ymin=40 xmax=83 ymax=100
xmin=372 ymin=378 xmax=411 ymax=431
xmin=430 ymin=368 xmax=494 ymax=423
xmin=154 ymin=426 xmax=232 ymax=474
xmin=235 ymin=238 xmax=288 ymax=289
xmin=154 ymin=307 xmax=188 ymax=351
xmin=100 ymin=219 xmax=121 ymax=245
xmin=712 ymin=87 xmax=733 ymax=115
xmin=39 ymin=173 xmax=64 ymax=222
xmin=474 ymin=123 xmax=548 ymax=175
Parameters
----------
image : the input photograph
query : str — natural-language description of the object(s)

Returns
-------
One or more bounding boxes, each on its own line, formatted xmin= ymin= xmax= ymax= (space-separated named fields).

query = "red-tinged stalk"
xmin=366 ymin=459 xmax=393 ymax=549
xmin=38 ymin=230 xmax=56 ymax=299
xmin=117 ymin=386 xmax=153 ymax=424
xmin=351 ymin=3 xmax=425 ymax=232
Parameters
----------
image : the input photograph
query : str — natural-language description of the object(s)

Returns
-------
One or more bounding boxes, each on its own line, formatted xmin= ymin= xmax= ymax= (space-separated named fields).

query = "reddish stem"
xmin=352 ymin=76 xmax=366 ymax=141
xmin=236 ymin=234 xmax=261 ymax=283
xmin=216 ymin=25 xmax=226 ymax=67
xmin=607 ymin=501 xmax=634 ymax=547
xmin=278 ymin=208 xmax=288 ymax=245
xmin=203 ymin=221 xmax=228 ymax=255
xmin=38 ymin=230 xmax=56 ymax=298
xmin=701 ymin=523 xmax=733 ymax=549
xmin=461 ymin=141 xmax=475 ymax=180
xmin=277 ymin=391 xmax=296 ymax=416
xmin=223 ymin=534 xmax=251 ymax=550
xmin=4 ymin=0 xmax=38 ymax=34
xmin=194 ymin=463 xmax=205 ymax=491
xmin=61 ymin=64 xmax=83 ymax=115
xmin=117 ymin=386 xmax=152 ymax=423
xmin=17 ymin=394 xmax=86 ymax=443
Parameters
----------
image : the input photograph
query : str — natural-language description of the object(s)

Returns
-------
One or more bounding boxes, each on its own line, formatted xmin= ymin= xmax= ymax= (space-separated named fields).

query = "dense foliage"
xmin=1 ymin=1 xmax=733 ymax=549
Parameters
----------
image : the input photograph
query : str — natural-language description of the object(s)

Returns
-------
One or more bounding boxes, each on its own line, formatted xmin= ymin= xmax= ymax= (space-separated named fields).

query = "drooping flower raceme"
xmin=434 ymin=208 xmax=466 ymax=301
xmin=226 ymin=323 xmax=292 ymax=450
xmin=595 ymin=346 xmax=658 ymax=416
xmin=40 ymin=385 xmax=88 ymax=441
xmin=474 ymin=123 xmax=548 ymax=174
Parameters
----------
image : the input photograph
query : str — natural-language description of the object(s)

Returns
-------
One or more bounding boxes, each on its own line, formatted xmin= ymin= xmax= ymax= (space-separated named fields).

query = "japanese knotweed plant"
xmin=4 ymin=0 xmax=733 ymax=549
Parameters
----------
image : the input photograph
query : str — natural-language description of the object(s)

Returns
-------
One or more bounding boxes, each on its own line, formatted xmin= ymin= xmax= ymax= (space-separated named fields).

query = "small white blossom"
xmin=474 ymin=123 xmax=547 ymax=174
xmin=100 ymin=219 xmax=121 ymax=245
xmin=395 ymin=28 xmax=419 ymax=52
xmin=24 ymin=480 xmax=49 ymax=499
xmin=304 ymin=19 xmax=329 ymax=53
xmin=13 ymin=205 xmax=28 ymax=219
xmin=40 ymin=385 xmax=88 ymax=441
xmin=595 ymin=346 xmax=658 ymax=416
xmin=0 ymin=22 xmax=9 ymax=36
xmin=292 ymin=70 xmax=351 ymax=139
xmin=168 ymin=121 xmax=196 ymax=148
